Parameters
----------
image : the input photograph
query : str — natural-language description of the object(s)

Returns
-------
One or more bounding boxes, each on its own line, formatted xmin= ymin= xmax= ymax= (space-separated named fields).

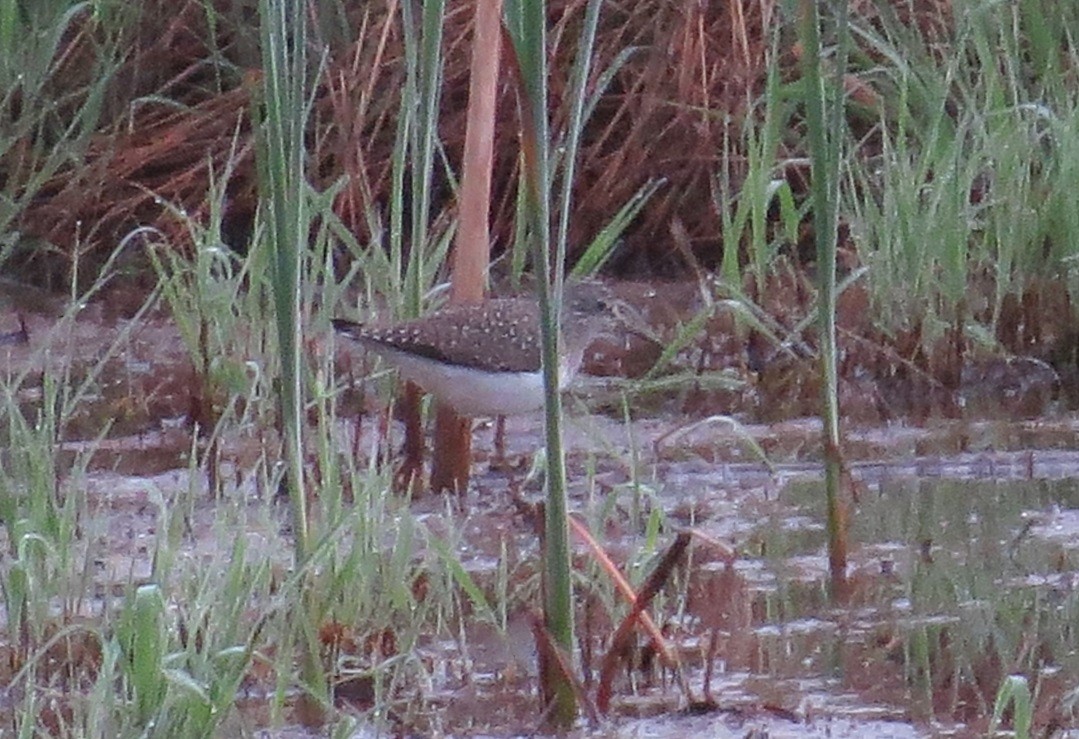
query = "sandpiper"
xmin=332 ymin=281 xmax=621 ymax=417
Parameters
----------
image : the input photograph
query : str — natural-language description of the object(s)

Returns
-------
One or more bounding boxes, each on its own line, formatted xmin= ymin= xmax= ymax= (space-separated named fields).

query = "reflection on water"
xmin=635 ymin=474 xmax=1079 ymax=736
xmin=4 ymin=308 xmax=1079 ymax=735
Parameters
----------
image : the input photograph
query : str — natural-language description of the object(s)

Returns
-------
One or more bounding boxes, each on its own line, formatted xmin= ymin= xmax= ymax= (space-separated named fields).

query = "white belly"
xmin=374 ymin=347 xmax=578 ymax=417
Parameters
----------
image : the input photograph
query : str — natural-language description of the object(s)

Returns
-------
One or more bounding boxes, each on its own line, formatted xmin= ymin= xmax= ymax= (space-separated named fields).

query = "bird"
xmin=332 ymin=281 xmax=623 ymax=417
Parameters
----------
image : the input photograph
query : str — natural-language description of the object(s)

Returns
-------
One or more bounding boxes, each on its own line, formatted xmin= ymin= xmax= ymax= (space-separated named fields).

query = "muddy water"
xmin=435 ymin=432 xmax=1079 ymax=737
xmin=4 ymin=298 xmax=1079 ymax=736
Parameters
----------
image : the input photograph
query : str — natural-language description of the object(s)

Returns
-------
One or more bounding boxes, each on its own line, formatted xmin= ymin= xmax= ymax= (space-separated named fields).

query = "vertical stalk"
xmin=399 ymin=0 xmax=446 ymax=312
xmin=397 ymin=0 xmax=447 ymax=489
xmin=430 ymin=0 xmax=503 ymax=494
xmin=505 ymin=0 xmax=577 ymax=725
xmin=257 ymin=0 xmax=325 ymax=714
xmin=553 ymin=0 xmax=604 ymax=268
xmin=797 ymin=0 xmax=850 ymax=595
xmin=258 ymin=0 xmax=308 ymax=564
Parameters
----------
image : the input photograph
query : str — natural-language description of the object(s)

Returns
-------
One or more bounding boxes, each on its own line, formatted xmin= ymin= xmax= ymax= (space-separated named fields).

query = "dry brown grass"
xmin=10 ymin=0 xmax=974 ymax=287
xmin=8 ymin=1 xmax=257 ymax=286
xmin=12 ymin=0 xmax=788 ymax=283
xmin=24 ymin=0 xmax=1077 ymax=418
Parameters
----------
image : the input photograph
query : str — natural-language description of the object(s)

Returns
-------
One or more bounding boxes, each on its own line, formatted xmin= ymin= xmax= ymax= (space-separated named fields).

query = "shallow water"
xmin=3 ymin=295 xmax=1079 ymax=736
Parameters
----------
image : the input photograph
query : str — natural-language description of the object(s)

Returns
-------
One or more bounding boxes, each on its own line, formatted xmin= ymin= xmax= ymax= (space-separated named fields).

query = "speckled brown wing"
xmin=332 ymin=298 xmax=543 ymax=373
